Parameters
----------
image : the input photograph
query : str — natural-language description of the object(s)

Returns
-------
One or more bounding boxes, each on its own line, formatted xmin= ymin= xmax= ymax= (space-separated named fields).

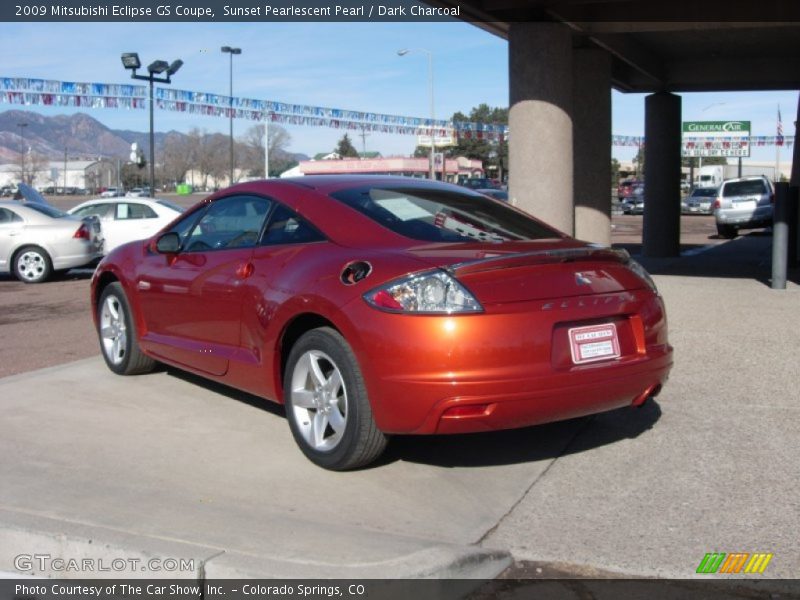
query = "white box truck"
xmin=694 ymin=165 xmax=776 ymax=188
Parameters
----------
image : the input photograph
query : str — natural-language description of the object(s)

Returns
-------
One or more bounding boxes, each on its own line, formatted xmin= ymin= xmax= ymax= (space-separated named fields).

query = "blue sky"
xmin=0 ymin=20 xmax=796 ymax=164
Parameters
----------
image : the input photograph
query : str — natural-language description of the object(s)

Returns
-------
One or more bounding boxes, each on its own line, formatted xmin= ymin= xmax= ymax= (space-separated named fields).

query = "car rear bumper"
xmin=349 ymin=289 xmax=673 ymax=435
xmin=715 ymin=206 xmax=772 ymax=227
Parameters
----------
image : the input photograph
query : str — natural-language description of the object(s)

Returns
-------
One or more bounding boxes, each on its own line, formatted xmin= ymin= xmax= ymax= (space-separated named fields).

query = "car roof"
xmin=215 ymin=175 xmax=477 ymax=196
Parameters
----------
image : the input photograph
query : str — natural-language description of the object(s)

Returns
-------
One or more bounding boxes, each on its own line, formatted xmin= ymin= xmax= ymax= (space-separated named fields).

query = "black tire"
xmin=716 ymin=224 xmax=737 ymax=239
xmin=284 ymin=327 xmax=387 ymax=470
xmin=97 ymin=282 xmax=156 ymax=375
xmin=13 ymin=245 xmax=52 ymax=283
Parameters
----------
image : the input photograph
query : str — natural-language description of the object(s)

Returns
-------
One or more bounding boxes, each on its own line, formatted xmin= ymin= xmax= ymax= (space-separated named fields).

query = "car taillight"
xmin=364 ymin=269 xmax=483 ymax=314
xmin=73 ymin=223 xmax=91 ymax=240
xmin=712 ymin=198 xmax=721 ymax=210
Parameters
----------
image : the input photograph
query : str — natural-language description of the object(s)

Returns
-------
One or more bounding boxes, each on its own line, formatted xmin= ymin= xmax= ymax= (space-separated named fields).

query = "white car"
xmin=68 ymin=198 xmax=184 ymax=254
xmin=1 ymin=187 xmax=103 ymax=283
xmin=125 ymin=187 xmax=151 ymax=198
xmin=100 ymin=187 xmax=123 ymax=198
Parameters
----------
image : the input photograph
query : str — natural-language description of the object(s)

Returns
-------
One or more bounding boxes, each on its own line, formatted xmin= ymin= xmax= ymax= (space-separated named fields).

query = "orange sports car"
xmin=92 ymin=176 xmax=672 ymax=470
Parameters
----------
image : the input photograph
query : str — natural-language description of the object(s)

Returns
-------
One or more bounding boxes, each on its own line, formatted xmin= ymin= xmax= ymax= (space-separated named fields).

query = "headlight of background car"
xmin=364 ymin=270 xmax=483 ymax=314
xmin=626 ymin=258 xmax=659 ymax=293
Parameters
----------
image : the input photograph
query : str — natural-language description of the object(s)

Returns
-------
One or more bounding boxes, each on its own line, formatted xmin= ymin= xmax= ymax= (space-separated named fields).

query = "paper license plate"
xmin=568 ymin=323 xmax=621 ymax=365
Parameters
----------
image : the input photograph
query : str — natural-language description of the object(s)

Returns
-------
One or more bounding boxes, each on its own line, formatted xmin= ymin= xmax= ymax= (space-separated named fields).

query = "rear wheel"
xmin=98 ymin=282 xmax=156 ymax=375
xmin=716 ymin=224 xmax=737 ymax=239
xmin=14 ymin=246 xmax=52 ymax=283
xmin=284 ymin=327 xmax=387 ymax=470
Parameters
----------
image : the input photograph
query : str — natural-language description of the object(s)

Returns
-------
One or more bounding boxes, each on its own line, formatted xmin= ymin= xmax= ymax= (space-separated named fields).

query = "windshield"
xmin=723 ymin=180 xmax=768 ymax=197
xmin=330 ymin=185 xmax=561 ymax=243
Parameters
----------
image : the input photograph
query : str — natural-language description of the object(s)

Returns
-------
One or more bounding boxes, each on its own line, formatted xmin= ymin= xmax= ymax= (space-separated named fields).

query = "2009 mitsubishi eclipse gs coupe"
xmin=91 ymin=176 xmax=672 ymax=470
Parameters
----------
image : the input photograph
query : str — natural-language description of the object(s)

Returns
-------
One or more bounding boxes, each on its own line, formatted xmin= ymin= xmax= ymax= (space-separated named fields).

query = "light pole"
xmin=398 ymin=48 xmax=435 ymax=180
xmin=121 ymin=52 xmax=182 ymax=198
xmin=17 ymin=122 xmax=27 ymax=185
xmin=221 ymin=46 xmax=242 ymax=186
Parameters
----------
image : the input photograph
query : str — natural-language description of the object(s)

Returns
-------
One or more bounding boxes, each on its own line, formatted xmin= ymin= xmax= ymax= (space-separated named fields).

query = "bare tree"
xmin=26 ymin=152 xmax=51 ymax=187
xmin=240 ymin=123 xmax=292 ymax=178
xmin=160 ymin=133 xmax=195 ymax=189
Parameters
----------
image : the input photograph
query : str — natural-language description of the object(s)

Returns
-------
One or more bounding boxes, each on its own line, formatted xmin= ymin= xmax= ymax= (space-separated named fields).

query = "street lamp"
xmin=221 ymin=46 xmax=242 ymax=186
xmin=398 ymin=48 xmax=435 ymax=180
xmin=120 ymin=52 xmax=183 ymax=198
xmin=17 ymin=122 xmax=27 ymax=185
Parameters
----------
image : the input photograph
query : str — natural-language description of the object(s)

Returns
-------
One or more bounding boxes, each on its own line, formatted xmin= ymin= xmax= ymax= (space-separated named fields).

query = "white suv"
xmin=713 ymin=176 xmax=774 ymax=239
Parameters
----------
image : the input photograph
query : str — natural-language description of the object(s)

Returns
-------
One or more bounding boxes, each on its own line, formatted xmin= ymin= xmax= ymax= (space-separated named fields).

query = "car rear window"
xmin=156 ymin=199 xmax=185 ymax=213
xmin=330 ymin=185 xmax=560 ymax=243
xmin=691 ymin=188 xmax=717 ymax=197
xmin=722 ymin=180 xmax=768 ymax=197
xmin=25 ymin=203 xmax=67 ymax=218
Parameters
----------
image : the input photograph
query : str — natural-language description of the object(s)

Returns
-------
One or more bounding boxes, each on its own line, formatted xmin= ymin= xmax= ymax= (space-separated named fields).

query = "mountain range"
xmin=0 ymin=109 xmax=308 ymax=164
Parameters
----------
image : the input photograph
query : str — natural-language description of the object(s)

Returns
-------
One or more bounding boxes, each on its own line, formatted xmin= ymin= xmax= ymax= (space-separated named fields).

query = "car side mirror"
xmin=155 ymin=232 xmax=181 ymax=254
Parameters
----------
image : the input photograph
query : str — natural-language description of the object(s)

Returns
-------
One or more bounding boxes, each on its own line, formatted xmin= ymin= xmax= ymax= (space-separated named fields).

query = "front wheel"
xmin=14 ymin=246 xmax=52 ymax=283
xmin=284 ymin=327 xmax=387 ymax=470
xmin=97 ymin=282 xmax=156 ymax=375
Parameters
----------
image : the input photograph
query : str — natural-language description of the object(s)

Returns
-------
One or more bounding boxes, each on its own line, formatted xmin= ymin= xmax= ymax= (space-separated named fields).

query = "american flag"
xmin=777 ymin=106 xmax=784 ymax=146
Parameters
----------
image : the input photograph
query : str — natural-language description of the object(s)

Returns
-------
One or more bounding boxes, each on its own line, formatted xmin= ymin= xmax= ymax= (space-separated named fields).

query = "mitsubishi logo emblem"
xmin=575 ymin=272 xmax=592 ymax=286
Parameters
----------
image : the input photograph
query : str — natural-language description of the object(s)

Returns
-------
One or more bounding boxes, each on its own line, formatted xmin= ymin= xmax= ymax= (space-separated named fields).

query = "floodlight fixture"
xmin=147 ymin=60 xmax=170 ymax=75
xmin=121 ymin=53 xmax=141 ymax=70
xmin=167 ymin=59 xmax=183 ymax=76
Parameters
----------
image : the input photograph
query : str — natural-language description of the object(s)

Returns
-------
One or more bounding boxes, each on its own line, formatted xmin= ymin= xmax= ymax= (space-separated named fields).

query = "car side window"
xmin=73 ymin=204 xmax=112 ymax=218
xmin=184 ymin=195 xmax=272 ymax=252
xmin=262 ymin=203 xmax=325 ymax=246
xmin=0 ymin=208 xmax=23 ymax=224
xmin=117 ymin=203 xmax=158 ymax=220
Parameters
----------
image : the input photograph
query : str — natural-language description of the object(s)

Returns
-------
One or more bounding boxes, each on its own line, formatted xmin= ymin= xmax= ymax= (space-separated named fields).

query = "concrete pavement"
xmin=0 ymin=233 xmax=798 ymax=580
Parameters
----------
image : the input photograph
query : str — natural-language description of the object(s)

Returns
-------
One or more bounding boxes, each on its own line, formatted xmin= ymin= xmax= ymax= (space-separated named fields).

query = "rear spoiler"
xmin=446 ymin=246 xmax=631 ymax=277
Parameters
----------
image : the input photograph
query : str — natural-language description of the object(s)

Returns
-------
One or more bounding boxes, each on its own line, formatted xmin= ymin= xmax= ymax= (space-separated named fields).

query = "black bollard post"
xmin=771 ymin=182 xmax=789 ymax=289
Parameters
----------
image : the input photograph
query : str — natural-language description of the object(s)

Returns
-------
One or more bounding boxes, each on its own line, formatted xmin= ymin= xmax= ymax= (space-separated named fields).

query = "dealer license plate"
xmin=568 ymin=323 xmax=621 ymax=365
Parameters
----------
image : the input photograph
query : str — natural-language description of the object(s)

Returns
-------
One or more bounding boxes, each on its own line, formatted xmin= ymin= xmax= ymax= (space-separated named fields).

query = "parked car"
xmin=461 ymin=178 xmax=500 ymax=190
xmin=620 ymin=184 xmax=645 ymax=214
xmin=713 ymin=176 xmax=774 ymax=238
xmin=125 ymin=187 xmax=151 ymax=198
xmin=91 ymin=177 xmax=672 ymax=470
xmin=68 ymin=198 xmax=183 ymax=254
xmin=100 ymin=187 xmax=123 ymax=198
xmin=0 ymin=185 xmax=103 ymax=283
xmin=476 ymin=188 xmax=509 ymax=201
xmin=682 ymin=187 xmax=717 ymax=215
xmin=617 ymin=179 xmax=643 ymax=202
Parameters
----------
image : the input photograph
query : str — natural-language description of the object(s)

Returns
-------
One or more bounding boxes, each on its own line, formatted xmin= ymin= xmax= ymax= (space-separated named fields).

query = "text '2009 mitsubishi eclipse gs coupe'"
xmin=91 ymin=177 xmax=672 ymax=470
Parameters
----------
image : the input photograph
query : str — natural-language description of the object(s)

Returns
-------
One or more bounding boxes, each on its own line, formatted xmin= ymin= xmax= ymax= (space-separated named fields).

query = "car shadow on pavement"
xmin=161 ymin=363 xmax=662 ymax=470
xmin=163 ymin=366 xmax=287 ymax=418
xmin=616 ymin=232 xmax=800 ymax=286
xmin=379 ymin=401 xmax=662 ymax=469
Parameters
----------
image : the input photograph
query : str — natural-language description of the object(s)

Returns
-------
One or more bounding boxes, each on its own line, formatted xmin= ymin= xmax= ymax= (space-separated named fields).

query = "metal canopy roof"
xmin=430 ymin=1 xmax=800 ymax=92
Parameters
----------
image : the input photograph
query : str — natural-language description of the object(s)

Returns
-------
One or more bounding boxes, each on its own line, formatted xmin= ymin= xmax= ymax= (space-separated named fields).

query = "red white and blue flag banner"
xmin=0 ymin=76 xmax=795 ymax=147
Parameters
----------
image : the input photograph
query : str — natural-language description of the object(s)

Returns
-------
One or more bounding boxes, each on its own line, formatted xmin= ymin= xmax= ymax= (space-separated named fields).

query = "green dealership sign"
xmin=682 ymin=120 xmax=751 ymax=157
xmin=682 ymin=121 xmax=750 ymax=134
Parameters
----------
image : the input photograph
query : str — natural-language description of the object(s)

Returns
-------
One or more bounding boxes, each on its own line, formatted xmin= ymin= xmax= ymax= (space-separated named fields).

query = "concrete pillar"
xmin=573 ymin=48 xmax=612 ymax=245
xmin=643 ymin=92 xmax=682 ymax=257
xmin=508 ymin=22 xmax=573 ymax=234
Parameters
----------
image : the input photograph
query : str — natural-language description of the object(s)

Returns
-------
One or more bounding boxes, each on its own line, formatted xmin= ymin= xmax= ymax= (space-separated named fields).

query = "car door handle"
xmin=235 ymin=262 xmax=254 ymax=279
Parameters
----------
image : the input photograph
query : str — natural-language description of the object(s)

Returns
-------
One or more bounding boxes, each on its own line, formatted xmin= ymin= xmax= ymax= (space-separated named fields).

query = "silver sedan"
xmin=0 ymin=200 xmax=103 ymax=283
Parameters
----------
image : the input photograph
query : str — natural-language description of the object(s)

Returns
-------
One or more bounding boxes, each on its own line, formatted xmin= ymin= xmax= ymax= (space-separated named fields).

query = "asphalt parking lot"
xmin=1 ymin=201 xmax=798 ymax=585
